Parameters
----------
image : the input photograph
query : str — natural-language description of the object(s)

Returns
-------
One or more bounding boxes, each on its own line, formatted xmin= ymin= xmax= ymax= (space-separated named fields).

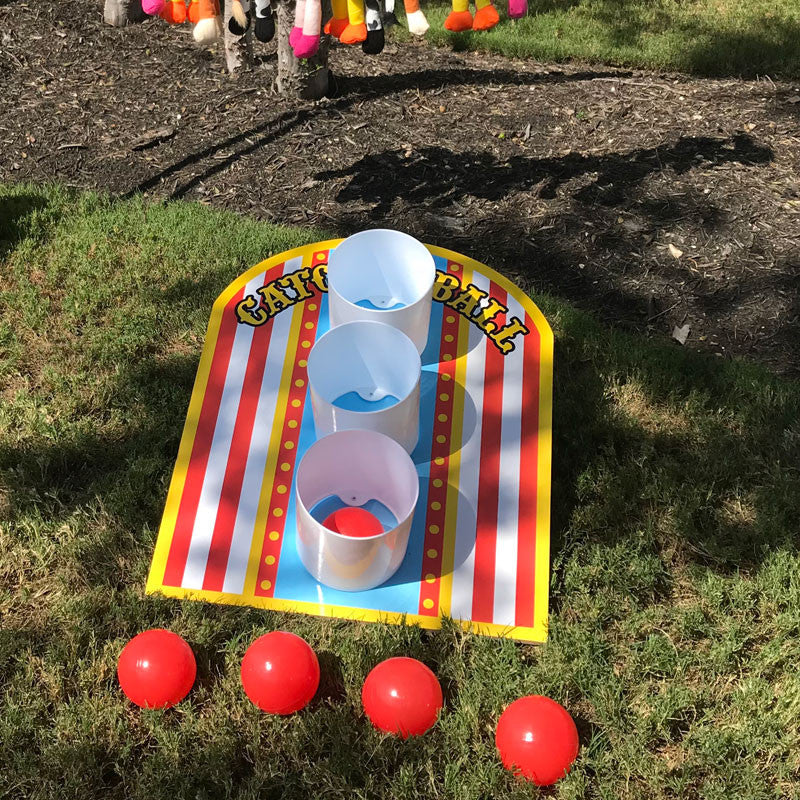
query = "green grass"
xmin=2 ymin=182 xmax=800 ymax=799
xmin=395 ymin=0 xmax=800 ymax=78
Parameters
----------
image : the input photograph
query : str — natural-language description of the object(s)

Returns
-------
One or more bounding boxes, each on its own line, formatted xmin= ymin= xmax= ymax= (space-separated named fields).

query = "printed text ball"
xmin=241 ymin=631 xmax=320 ymax=714
xmin=496 ymin=695 xmax=579 ymax=785
xmin=362 ymin=657 xmax=443 ymax=737
xmin=117 ymin=629 xmax=196 ymax=709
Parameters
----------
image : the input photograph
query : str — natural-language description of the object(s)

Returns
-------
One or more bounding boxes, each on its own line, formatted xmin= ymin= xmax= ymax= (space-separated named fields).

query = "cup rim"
xmin=327 ymin=229 xmax=436 ymax=311
xmin=307 ymin=321 xmax=421 ymax=417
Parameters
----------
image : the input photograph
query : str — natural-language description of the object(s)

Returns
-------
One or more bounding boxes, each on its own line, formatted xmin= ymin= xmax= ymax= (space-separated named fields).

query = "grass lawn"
xmin=397 ymin=0 xmax=800 ymax=78
xmin=2 ymin=182 xmax=800 ymax=799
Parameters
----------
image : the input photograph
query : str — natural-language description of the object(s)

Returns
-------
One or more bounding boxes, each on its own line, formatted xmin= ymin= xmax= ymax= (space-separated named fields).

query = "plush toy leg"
xmin=228 ymin=0 xmax=251 ymax=34
xmin=254 ymin=0 xmax=275 ymax=41
xmin=382 ymin=0 xmax=398 ymax=27
xmin=290 ymin=0 xmax=305 ymax=48
xmin=339 ymin=0 xmax=367 ymax=43
xmin=293 ymin=0 xmax=321 ymax=57
xmin=161 ymin=0 xmax=187 ymax=23
xmin=445 ymin=0 xmax=472 ymax=31
xmin=404 ymin=0 xmax=429 ymax=35
xmin=324 ymin=0 xmax=349 ymax=37
xmin=193 ymin=0 xmax=223 ymax=42
xmin=142 ymin=0 xmax=165 ymax=16
xmin=362 ymin=0 xmax=384 ymax=53
xmin=472 ymin=0 xmax=499 ymax=29
xmin=508 ymin=0 xmax=526 ymax=18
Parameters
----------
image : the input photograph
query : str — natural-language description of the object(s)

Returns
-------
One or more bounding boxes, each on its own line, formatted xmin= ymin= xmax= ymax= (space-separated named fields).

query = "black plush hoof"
xmin=362 ymin=28 xmax=385 ymax=54
xmin=254 ymin=12 xmax=275 ymax=42
xmin=228 ymin=10 xmax=251 ymax=35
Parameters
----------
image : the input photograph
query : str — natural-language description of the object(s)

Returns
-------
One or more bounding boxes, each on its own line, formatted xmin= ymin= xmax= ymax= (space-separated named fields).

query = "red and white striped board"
xmin=147 ymin=241 xmax=553 ymax=642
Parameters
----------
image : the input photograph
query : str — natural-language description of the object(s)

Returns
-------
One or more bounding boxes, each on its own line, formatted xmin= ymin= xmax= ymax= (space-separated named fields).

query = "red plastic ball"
xmin=495 ymin=695 xmax=579 ymax=785
xmin=241 ymin=631 xmax=320 ymax=714
xmin=323 ymin=507 xmax=384 ymax=537
xmin=361 ymin=657 xmax=443 ymax=737
xmin=117 ymin=629 xmax=196 ymax=709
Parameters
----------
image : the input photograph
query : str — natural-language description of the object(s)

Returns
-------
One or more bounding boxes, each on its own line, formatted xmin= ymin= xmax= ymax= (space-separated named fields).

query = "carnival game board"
xmin=147 ymin=241 xmax=553 ymax=642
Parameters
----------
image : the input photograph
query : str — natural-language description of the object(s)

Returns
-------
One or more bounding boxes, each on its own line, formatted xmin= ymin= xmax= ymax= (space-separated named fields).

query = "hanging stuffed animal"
xmin=228 ymin=0 xmax=275 ymax=42
xmin=507 ymin=0 xmax=526 ymax=18
xmin=144 ymin=0 xmax=223 ymax=43
xmin=323 ymin=0 xmax=385 ymax=50
xmin=324 ymin=0 xmax=366 ymax=44
xmin=362 ymin=0 xmax=385 ymax=53
xmin=382 ymin=0 xmax=429 ymax=36
xmin=191 ymin=0 xmax=224 ymax=42
xmin=289 ymin=0 xmax=322 ymax=57
xmin=444 ymin=0 xmax=498 ymax=31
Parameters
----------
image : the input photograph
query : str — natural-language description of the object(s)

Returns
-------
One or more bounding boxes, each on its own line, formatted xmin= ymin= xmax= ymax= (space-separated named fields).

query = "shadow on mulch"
xmin=124 ymin=66 xmax=631 ymax=199
xmin=314 ymin=134 xmax=773 ymax=212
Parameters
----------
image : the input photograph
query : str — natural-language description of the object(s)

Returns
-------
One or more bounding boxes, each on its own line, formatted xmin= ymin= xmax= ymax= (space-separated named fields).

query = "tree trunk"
xmin=224 ymin=0 xmax=254 ymax=73
xmin=275 ymin=0 xmax=332 ymax=100
xmin=103 ymin=0 xmax=146 ymax=26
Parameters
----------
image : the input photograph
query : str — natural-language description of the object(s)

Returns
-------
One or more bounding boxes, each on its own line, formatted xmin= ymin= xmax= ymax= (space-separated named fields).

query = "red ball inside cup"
xmin=323 ymin=506 xmax=384 ymax=537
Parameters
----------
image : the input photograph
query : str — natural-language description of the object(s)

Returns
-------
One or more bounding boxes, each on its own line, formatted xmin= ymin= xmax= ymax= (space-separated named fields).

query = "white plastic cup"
xmin=295 ymin=429 xmax=420 ymax=592
xmin=327 ymin=229 xmax=436 ymax=354
xmin=307 ymin=320 xmax=421 ymax=454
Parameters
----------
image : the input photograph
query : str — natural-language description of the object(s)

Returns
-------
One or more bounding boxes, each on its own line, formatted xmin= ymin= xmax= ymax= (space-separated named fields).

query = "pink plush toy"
xmin=142 ymin=0 xmax=165 ymax=14
xmin=290 ymin=0 xmax=321 ymax=58
xmin=508 ymin=0 xmax=526 ymax=18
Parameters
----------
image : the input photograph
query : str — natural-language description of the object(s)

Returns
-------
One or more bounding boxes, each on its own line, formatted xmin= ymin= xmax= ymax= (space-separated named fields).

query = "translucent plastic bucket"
xmin=327 ymin=229 xmax=436 ymax=354
xmin=295 ymin=430 xmax=420 ymax=591
xmin=307 ymin=320 xmax=421 ymax=454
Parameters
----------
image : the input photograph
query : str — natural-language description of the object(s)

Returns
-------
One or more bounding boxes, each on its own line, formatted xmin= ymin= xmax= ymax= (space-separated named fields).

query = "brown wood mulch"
xmin=2 ymin=0 xmax=799 ymax=373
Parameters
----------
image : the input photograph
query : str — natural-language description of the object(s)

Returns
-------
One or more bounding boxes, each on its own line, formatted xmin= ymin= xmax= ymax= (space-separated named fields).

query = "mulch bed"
xmin=2 ymin=0 xmax=800 ymax=373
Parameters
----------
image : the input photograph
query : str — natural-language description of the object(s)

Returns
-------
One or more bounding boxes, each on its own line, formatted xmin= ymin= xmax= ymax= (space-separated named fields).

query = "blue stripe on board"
xmin=273 ymin=259 xmax=448 ymax=612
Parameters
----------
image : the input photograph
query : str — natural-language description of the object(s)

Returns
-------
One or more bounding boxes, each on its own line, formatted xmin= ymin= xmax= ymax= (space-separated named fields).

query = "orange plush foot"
xmin=339 ymin=22 xmax=367 ymax=43
xmin=324 ymin=16 xmax=349 ymax=37
xmin=444 ymin=10 xmax=472 ymax=31
xmin=161 ymin=0 xmax=187 ymax=23
xmin=187 ymin=0 xmax=200 ymax=23
xmin=472 ymin=4 xmax=499 ymax=30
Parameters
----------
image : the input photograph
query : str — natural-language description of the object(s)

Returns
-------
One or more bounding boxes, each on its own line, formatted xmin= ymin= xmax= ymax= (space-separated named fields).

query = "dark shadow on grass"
xmin=0 ymin=192 xmax=47 ymax=258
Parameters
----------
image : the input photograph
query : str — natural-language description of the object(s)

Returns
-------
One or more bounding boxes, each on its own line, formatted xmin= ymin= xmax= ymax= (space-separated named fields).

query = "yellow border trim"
xmin=146 ymin=241 xmax=554 ymax=644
